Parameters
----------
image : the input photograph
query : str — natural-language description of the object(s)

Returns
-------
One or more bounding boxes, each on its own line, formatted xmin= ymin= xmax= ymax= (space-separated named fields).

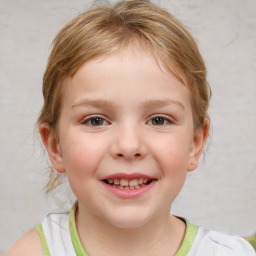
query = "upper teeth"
xmin=107 ymin=178 xmax=150 ymax=186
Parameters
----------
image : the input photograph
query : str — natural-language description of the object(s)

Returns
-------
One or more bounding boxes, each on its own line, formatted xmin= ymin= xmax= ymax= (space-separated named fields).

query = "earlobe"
xmin=188 ymin=118 xmax=210 ymax=171
xmin=39 ymin=123 xmax=65 ymax=173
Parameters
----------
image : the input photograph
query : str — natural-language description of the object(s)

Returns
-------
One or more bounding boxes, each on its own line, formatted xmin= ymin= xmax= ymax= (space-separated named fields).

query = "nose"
xmin=110 ymin=124 xmax=147 ymax=160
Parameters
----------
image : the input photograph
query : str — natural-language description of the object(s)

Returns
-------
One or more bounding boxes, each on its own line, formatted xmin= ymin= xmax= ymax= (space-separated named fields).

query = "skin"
xmin=6 ymin=47 xmax=209 ymax=256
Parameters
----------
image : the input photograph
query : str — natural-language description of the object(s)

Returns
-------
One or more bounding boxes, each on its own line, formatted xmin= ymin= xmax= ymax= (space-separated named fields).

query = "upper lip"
xmin=100 ymin=172 xmax=157 ymax=181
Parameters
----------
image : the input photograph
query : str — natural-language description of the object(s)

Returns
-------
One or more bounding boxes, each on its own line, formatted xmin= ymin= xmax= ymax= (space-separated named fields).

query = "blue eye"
xmin=149 ymin=117 xmax=170 ymax=125
xmin=83 ymin=117 xmax=108 ymax=126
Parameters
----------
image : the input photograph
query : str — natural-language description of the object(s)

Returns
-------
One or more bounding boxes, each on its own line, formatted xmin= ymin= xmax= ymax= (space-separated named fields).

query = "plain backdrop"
xmin=1 ymin=0 xmax=256 ymax=252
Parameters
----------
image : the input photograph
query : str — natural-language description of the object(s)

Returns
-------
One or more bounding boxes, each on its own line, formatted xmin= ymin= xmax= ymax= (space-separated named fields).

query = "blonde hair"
xmin=38 ymin=0 xmax=211 ymax=192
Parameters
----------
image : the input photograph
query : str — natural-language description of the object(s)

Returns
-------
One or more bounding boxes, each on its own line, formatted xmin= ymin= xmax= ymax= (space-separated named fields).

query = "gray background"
xmin=1 ymin=0 xmax=256 ymax=252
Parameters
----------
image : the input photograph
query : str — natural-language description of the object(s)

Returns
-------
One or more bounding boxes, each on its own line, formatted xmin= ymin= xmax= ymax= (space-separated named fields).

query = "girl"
xmin=7 ymin=1 xmax=255 ymax=255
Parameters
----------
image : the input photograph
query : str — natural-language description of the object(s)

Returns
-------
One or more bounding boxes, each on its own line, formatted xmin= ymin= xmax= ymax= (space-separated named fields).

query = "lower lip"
xmin=101 ymin=180 xmax=157 ymax=198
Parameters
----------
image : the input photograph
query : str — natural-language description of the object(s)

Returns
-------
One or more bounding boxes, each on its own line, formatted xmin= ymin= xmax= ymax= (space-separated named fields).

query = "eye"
xmin=82 ymin=116 xmax=108 ymax=126
xmin=149 ymin=116 xmax=171 ymax=125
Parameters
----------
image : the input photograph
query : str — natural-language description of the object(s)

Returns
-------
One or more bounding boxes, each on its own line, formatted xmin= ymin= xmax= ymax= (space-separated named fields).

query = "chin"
xmin=103 ymin=207 xmax=154 ymax=229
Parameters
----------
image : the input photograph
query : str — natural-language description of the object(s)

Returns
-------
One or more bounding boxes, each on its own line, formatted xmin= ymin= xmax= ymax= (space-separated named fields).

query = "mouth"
xmin=100 ymin=174 xmax=157 ymax=198
xmin=103 ymin=177 xmax=153 ymax=190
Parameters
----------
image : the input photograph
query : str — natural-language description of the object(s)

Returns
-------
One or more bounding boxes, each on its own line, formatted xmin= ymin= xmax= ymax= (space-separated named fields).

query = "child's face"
xmin=43 ymin=48 xmax=205 ymax=228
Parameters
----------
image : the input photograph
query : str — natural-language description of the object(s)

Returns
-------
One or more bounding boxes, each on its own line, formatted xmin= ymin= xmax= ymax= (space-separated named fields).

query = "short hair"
xmin=38 ymin=0 xmax=211 ymax=192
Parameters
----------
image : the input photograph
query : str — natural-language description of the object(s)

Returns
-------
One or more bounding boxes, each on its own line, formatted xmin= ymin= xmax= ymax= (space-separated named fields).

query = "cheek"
xmin=60 ymin=134 xmax=106 ymax=180
xmin=61 ymin=143 xmax=101 ymax=200
xmin=149 ymin=135 xmax=192 ymax=172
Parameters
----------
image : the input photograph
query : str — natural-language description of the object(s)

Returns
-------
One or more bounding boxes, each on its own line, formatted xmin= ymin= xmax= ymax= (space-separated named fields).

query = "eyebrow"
xmin=72 ymin=99 xmax=114 ymax=109
xmin=72 ymin=98 xmax=185 ymax=110
xmin=140 ymin=99 xmax=185 ymax=110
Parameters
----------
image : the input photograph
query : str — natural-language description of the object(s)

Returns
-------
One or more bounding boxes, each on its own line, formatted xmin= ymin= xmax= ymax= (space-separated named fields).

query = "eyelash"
xmin=81 ymin=116 xmax=109 ymax=126
xmin=147 ymin=116 xmax=172 ymax=126
xmin=81 ymin=115 xmax=172 ymax=126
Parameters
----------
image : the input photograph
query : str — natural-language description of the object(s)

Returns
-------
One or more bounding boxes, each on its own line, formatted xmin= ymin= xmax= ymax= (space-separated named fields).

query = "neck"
xmin=76 ymin=203 xmax=186 ymax=256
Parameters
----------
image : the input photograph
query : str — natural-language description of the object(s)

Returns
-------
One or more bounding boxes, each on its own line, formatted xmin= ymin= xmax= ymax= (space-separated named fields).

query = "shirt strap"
xmin=69 ymin=202 xmax=89 ymax=256
xmin=175 ymin=218 xmax=198 ymax=256
xmin=36 ymin=224 xmax=51 ymax=256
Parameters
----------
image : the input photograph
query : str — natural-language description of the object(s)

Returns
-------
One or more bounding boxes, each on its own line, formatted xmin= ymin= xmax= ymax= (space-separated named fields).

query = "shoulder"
xmin=194 ymin=227 xmax=255 ymax=256
xmin=5 ymin=228 xmax=43 ymax=256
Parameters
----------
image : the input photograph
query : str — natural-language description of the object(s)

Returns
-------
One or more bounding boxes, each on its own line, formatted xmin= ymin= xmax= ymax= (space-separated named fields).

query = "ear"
xmin=187 ymin=118 xmax=210 ymax=172
xmin=39 ymin=123 xmax=65 ymax=173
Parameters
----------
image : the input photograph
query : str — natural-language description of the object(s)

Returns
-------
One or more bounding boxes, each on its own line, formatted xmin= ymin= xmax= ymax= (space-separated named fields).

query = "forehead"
xmin=61 ymin=48 xmax=191 ymax=111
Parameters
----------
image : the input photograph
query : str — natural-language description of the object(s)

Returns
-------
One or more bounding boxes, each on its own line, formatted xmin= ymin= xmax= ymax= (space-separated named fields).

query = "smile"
xmin=101 ymin=174 xmax=157 ymax=198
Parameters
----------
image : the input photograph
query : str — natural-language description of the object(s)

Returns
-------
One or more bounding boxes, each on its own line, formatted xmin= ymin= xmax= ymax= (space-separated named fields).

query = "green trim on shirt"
xmin=175 ymin=219 xmax=198 ymax=256
xmin=244 ymin=234 xmax=256 ymax=251
xmin=36 ymin=223 xmax=51 ymax=256
xmin=69 ymin=202 xmax=198 ymax=256
xmin=69 ymin=202 xmax=89 ymax=256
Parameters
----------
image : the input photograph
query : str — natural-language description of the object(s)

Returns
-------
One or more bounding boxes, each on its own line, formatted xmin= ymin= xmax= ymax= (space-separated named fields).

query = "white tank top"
xmin=36 ymin=203 xmax=255 ymax=256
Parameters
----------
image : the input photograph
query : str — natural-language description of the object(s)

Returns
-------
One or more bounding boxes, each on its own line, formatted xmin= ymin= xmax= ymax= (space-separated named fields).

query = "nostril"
xmin=116 ymin=152 xmax=141 ymax=158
